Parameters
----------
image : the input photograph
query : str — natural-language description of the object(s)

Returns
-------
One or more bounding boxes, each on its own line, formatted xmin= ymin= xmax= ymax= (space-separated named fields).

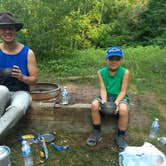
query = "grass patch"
xmin=8 ymin=128 xmax=166 ymax=166
xmin=128 ymin=127 xmax=166 ymax=154
xmin=141 ymin=104 xmax=164 ymax=122
xmin=38 ymin=46 xmax=166 ymax=97
xmin=38 ymin=48 xmax=105 ymax=79
xmin=8 ymin=132 xmax=119 ymax=166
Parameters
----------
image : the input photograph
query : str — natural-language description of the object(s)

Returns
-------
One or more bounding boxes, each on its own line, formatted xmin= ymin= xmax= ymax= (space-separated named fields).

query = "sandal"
xmin=114 ymin=134 xmax=128 ymax=152
xmin=86 ymin=129 xmax=102 ymax=146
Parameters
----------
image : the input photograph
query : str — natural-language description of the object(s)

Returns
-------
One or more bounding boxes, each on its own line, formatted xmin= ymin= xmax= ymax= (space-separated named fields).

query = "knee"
xmin=119 ymin=106 xmax=128 ymax=117
xmin=0 ymin=85 xmax=9 ymax=95
xmin=91 ymin=100 xmax=99 ymax=112
xmin=12 ymin=104 xmax=27 ymax=115
xmin=11 ymin=91 xmax=32 ymax=111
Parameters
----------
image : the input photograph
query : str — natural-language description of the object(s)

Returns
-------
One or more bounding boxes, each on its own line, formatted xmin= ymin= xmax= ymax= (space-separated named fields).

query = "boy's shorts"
xmin=96 ymin=95 xmax=130 ymax=113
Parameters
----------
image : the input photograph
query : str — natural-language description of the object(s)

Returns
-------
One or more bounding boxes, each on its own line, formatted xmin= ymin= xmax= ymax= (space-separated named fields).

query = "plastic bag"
xmin=119 ymin=142 xmax=166 ymax=166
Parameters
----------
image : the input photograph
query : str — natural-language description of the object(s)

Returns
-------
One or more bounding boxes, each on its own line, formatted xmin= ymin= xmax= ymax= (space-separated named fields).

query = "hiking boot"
xmin=114 ymin=134 xmax=128 ymax=152
xmin=86 ymin=129 xmax=102 ymax=146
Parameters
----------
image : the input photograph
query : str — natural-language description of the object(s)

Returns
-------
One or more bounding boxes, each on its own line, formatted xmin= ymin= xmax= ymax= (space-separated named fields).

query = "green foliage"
xmin=124 ymin=46 xmax=166 ymax=95
xmin=0 ymin=0 xmax=165 ymax=59
xmin=135 ymin=0 xmax=166 ymax=45
xmin=39 ymin=46 xmax=166 ymax=98
xmin=38 ymin=48 xmax=105 ymax=77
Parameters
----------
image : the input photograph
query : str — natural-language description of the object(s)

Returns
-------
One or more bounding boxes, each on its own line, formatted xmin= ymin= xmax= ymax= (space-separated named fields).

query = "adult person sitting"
xmin=0 ymin=12 xmax=37 ymax=140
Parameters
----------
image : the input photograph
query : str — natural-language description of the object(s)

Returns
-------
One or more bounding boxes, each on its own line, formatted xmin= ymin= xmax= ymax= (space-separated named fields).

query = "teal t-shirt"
xmin=99 ymin=66 xmax=129 ymax=100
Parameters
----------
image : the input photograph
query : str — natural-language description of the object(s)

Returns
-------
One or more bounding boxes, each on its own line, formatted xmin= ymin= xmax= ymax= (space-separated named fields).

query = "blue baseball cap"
xmin=106 ymin=46 xmax=124 ymax=58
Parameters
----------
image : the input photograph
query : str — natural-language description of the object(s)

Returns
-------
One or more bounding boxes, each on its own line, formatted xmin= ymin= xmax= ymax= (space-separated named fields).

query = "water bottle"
xmin=37 ymin=136 xmax=49 ymax=163
xmin=149 ymin=118 xmax=159 ymax=139
xmin=61 ymin=86 xmax=69 ymax=105
xmin=22 ymin=140 xmax=33 ymax=166
xmin=157 ymin=137 xmax=166 ymax=145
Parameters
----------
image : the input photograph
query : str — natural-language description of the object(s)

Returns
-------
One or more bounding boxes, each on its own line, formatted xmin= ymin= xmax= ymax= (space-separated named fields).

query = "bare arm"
xmin=115 ymin=69 xmax=130 ymax=106
xmin=98 ymin=71 xmax=107 ymax=103
xmin=12 ymin=49 xmax=38 ymax=85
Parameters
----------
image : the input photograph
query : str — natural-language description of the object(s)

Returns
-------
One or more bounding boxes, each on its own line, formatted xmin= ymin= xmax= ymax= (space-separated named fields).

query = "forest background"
xmin=0 ymin=0 xmax=165 ymax=87
xmin=0 ymin=0 xmax=165 ymax=58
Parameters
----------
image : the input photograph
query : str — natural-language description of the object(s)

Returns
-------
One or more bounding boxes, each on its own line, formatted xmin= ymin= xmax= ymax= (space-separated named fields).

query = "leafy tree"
xmin=139 ymin=0 xmax=166 ymax=45
xmin=0 ymin=0 xmax=165 ymax=59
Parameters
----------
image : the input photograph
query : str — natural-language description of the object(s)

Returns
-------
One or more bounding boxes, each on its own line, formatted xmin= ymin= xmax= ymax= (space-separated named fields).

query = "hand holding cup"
xmin=0 ymin=68 xmax=12 ymax=77
xmin=12 ymin=65 xmax=23 ymax=80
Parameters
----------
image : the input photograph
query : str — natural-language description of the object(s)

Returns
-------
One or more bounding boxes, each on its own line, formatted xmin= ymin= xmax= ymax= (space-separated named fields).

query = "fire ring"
xmin=30 ymin=82 xmax=61 ymax=101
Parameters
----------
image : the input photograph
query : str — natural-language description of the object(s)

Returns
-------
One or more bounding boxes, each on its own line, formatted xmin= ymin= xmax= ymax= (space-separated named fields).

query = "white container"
xmin=0 ymin=146 xmax=11 ymax=166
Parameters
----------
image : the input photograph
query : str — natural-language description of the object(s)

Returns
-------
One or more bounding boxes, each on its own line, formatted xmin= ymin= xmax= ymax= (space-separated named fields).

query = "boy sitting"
xmin=86 ymin=46 xmax=130 ymax=152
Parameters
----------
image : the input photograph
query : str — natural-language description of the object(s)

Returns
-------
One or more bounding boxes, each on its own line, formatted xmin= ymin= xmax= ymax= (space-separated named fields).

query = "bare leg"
xmin=91 ymin=100 xmax=101 ymax=124
xmin=86 ymin=100 xmax=102 ymax=146
xmin=115 ymin=103 xmax=129 ymax=152
xmin=118 ymin=103 xmax=129 ymax=130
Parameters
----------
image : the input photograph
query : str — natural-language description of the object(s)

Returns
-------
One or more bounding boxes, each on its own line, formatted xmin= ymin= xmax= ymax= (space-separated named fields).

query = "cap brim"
xmin=0 ymin=22 xmax=23 ymax=31
xmin=106 ymin=54 xmax=123 ymax=58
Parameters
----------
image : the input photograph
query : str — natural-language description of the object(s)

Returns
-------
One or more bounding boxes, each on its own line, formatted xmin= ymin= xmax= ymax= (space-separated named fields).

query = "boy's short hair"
xmin=106 ymin=46 xmax=124 ymax=58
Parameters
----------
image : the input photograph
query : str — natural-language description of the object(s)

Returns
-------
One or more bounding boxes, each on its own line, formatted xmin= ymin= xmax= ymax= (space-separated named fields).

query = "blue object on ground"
xmin=51 ymin=143 xmax=70 ymax=151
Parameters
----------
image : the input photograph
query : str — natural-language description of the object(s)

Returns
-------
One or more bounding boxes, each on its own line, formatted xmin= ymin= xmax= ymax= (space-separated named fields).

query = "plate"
xmin=41 ymin=132 xmax=56 ymax=143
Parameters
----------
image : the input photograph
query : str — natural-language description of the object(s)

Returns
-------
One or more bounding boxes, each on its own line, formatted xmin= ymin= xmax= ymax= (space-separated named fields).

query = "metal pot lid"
xmin=0 ymin=146 xmax=10 ymax=160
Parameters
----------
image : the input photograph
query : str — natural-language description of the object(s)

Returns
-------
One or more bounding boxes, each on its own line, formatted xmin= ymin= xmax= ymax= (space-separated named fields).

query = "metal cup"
xmin=0 ymin=146 xmax=11 ymax=166
xmin=0 ymin=68 xmax=12 ymax=77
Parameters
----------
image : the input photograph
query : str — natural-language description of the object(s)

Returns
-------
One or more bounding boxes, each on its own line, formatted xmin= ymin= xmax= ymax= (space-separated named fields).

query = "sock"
xmin=118 ymin=129 xmax=126 ymax=136
xmin=93 ymin=124 xmax=101 ymax=132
